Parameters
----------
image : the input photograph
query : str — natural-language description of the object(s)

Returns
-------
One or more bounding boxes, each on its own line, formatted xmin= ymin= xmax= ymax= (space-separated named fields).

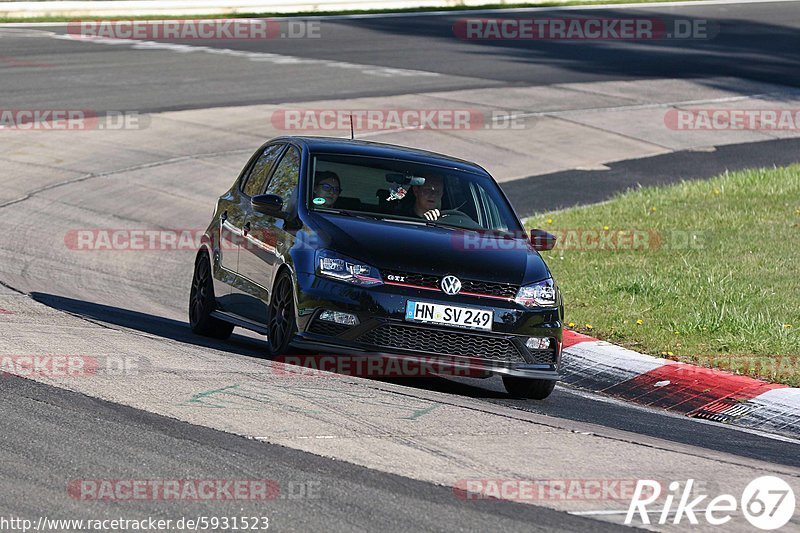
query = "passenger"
xmin=313 ymin=171 xmax=341 ymax=207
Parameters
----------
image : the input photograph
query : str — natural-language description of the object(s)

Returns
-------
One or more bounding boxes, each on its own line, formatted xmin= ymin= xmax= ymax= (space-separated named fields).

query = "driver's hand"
xmin=423 ymin=209 xmax=441 ymax=220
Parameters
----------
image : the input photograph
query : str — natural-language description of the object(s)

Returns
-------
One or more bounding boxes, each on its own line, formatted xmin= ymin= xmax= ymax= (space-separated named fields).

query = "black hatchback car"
xmin=189 ymin=136 xmax=564 ymax=399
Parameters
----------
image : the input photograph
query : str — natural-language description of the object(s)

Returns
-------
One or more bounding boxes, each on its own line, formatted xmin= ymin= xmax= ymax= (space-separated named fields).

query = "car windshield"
xmin=308 ymin=153 xmax=520 ymax=231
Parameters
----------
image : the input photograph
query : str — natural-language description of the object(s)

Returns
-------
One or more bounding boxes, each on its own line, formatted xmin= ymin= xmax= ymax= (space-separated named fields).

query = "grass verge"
xmin=0 ymin=0 xmax=708 ymax=24
xmin=525 ymin=165 xmax=800 ymax=386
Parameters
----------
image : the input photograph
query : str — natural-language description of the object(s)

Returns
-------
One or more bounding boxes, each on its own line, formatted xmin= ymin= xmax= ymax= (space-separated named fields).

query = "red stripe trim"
xmin=384 ymin=282 xmax=512 ymax=301
xmin=355 ymin=274 xmax=382 ymax=283
xmin=457 ymin=290 xmax=512 ymax=302
xmin=384 ymin=281 xmax=437 ymax=292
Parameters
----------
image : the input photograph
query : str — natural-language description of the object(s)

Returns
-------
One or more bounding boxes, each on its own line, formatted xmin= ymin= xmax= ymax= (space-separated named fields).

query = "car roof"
xmin=272 ymin=136 xmax=491 ymax=176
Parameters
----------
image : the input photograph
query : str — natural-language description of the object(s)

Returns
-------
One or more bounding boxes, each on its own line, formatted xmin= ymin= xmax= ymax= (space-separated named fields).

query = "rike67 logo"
xmin=626 ymin=476 xmax=795 ymax=529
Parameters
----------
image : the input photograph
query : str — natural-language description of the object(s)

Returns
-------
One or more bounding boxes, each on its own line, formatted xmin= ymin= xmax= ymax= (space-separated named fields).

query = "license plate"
xmin=405 ymin=301 xmax=493 ymax=331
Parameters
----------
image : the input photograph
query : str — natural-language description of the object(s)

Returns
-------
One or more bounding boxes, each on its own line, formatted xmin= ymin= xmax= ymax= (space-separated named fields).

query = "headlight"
xmin=514 ymin=278 xmax=557 ymax=307
xmin=317 ymin=250 xmax=383 ymax=287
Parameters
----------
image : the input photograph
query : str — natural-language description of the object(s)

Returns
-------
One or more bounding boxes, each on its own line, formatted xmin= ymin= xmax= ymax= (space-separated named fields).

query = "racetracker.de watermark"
xmin=451 ymin=229 xmax=705 ymax=252
xmin=454 ymin=479 xmax=646 ymax=501
xmin=67 ymin=479 xmax=321 ymax=501
xmin=66 ymin=229 xmax=209 ymax=252
xmin=665 ymin=109 xmax=800 ymax=130
xmin=272 ymin=355 xmax=498 ymax=378
xmin=270 ymin=109 xmax=527 ymax=131
xmin=0 ymin=55 xmax=54 ymax=68
xmin=453 ymin=17 xmax=717 ymax=40
xmin=0 ymin=355 xmax=144 ymax=378
xmin=64 ymin=228 xmax=307 ymax=252
xmin=65 ymin=228 xmax=706 ymax=253
xmin=671 ymin=356 xmax=800 ymax=380
xmin=66 ymin=19 xmax=320 ymax=40
xmin=0 ymin=110 xmax=147 ymax=131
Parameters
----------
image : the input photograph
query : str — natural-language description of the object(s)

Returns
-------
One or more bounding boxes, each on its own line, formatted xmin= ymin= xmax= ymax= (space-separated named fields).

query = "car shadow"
xmin=30 ymin=292 xmax=512 ymax=399
xmin=370 ymin=375 xmax=509 ymax=399
xmin=30 ymin=292 xmax=267 ymax=359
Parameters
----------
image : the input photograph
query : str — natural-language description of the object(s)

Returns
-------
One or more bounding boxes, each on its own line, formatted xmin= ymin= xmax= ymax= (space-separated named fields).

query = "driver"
xmin=403 ymin=174 xmax=445 ymax=220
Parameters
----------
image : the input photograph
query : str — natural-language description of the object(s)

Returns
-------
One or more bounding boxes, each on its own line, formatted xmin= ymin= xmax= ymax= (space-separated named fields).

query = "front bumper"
xmin=292 ymin=273 xmax=563 ymax=379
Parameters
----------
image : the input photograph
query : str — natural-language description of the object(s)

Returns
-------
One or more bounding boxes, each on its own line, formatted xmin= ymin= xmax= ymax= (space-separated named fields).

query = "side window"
xmin=264 ymin=146 xmax=301 ymax=212
xmin=242 ymin=144 xmax=284 ymax=197
xmin=474 ymin=184 xmax=507 ymax=231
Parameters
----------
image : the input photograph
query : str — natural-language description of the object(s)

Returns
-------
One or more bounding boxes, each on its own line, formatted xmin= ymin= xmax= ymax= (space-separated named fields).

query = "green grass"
xmin=0 ymin=0 xmax=708 ymax=23
xmin=524 ymin=166 xmax=800 ymax=386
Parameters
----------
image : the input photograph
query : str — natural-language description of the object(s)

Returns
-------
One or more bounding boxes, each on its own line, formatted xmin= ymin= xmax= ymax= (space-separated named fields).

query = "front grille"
xmin=383 ymin=269 xmax=517 ymax=299
xmin=383 ymin=270 xmax=439 ymax=289
xmin=307 ymin=319 xmax=351 ymax=337
xmin=528 ymin=348 xmax=557 ymax=365
xmin=357 ymin=324 xmax=525 ymax=363
xmin=461 ymin=280 xmax=517 ymax=299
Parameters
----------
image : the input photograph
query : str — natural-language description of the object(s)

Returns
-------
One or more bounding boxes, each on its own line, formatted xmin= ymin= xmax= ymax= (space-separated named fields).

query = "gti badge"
xmin=441 ymin=275 xmax=462 ymax=295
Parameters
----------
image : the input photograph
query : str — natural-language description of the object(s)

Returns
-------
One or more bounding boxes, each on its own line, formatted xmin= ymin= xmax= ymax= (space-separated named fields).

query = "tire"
xmin=502 ymin=376 xmax=556 ymax=400
xmin=189 ymin=251 xmax=234 ymax=339
xmin=266 ymin=270 xmax=298 ymax=357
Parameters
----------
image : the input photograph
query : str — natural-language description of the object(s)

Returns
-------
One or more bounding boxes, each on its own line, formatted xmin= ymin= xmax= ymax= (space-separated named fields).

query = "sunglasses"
xmin=317 ymin=183 xmax=341 ymax=193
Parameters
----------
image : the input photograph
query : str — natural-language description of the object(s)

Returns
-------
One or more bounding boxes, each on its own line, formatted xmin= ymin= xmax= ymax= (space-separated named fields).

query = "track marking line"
xmin=46 ymin=31 xmax=440 ymax=79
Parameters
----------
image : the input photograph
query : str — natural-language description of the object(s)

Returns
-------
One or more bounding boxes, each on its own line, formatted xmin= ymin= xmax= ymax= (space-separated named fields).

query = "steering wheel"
xmin=438 ymin=210 xmax=481 ymax=229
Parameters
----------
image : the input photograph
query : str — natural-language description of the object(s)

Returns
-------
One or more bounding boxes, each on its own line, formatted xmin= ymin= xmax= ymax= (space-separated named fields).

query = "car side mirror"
xmin=251 ymin=194 xmax=284 ymax=217
xmin=530 ymin=229 xmax=556 ymax=251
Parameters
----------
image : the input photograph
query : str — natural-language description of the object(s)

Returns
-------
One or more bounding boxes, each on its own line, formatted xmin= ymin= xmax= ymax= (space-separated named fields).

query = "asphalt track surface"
xmin=1 ymin=374 xmax=619 ymax=532
xmin=504 ymin=136 xmax=800 ymax=213
xmin=2 ymin=2 xmax=800 ymax=530
xmin=26 ymin=292 xmax=800 ymax=468
xmin=2 ymin=2 xmax=800 ymax=112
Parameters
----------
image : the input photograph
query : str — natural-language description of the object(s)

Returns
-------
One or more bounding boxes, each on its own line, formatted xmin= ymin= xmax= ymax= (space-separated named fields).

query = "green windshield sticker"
xmin=313 ymin=197 xmax=326 ymax=205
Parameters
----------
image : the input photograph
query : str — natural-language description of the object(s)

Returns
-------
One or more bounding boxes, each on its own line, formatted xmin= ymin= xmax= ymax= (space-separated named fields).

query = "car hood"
xmin=308 ymin=213 xmax=551 ymax=285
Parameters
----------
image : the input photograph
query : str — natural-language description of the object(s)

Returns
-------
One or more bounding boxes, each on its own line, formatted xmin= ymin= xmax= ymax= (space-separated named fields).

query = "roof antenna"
xmin=349 ymin=113 xmax=355 ymax=140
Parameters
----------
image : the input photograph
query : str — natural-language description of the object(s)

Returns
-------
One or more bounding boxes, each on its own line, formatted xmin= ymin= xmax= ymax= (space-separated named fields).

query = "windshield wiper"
xmin=422 ymin=221 xmax=520 ymax=238
xmin=421 ymin=220 xmax=467 ymax=231
xmin=315 ymin=207 xmax=386 ymax=220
